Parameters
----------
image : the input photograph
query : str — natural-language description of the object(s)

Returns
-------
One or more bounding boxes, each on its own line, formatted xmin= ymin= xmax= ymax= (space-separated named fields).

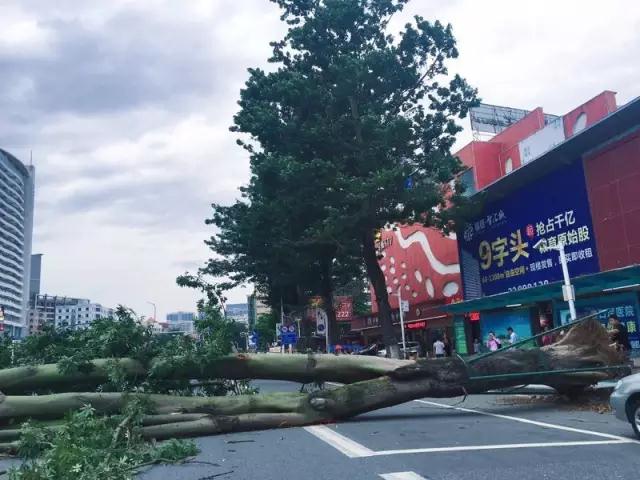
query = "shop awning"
xmin=444 ymin=265 xmax=640 ymax=314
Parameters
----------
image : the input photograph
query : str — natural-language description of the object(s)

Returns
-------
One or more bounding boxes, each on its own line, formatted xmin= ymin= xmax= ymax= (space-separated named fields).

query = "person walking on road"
xmin=507 ymin=326 xmax=519 ymax=345
xmin=486 ymin=331 xmax=501 ymax=352
xmin=433 ymin=338 xmax=445 ymax=358
xmin=473 ymin=337 xmax=481 ymax=354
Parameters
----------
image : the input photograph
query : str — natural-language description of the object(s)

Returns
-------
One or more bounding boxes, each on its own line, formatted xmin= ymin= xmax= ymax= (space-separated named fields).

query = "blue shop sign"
xmin=458 ymin=161 xmax=600 ymax=298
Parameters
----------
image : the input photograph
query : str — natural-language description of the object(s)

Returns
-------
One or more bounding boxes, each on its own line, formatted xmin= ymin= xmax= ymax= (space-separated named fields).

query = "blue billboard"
xmin=458 ymin=161 xmax=599 ymax=298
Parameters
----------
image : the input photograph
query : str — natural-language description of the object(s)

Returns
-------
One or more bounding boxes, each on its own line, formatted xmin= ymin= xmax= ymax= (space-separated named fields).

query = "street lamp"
xmin=239 ymin=331 xmax=249 ymax=352
xmin=534 ymin=240 xmax=576 ymax=322
xmin=397 ymin=288 xmax=407 ymax=358
xmin=146 ymin=301 xmax=157 ymax=323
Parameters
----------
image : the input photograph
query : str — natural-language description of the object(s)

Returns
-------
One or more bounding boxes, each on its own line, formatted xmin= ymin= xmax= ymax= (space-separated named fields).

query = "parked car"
xmin=377 ymin=341 xmax=422 ymax=358
xmin=355 ymin=343 xmax=380 ymax=356
xmin=610 ymin=372 xmax=640 ymax=438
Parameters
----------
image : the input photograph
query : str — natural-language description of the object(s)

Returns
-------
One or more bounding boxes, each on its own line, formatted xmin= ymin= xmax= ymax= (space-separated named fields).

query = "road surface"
xmin=137 ymin=380 xmax=640 ymax=480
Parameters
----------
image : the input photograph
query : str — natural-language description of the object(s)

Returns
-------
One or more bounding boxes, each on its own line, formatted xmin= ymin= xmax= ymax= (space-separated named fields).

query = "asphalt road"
xmin=136 ymin=380 xmax=640 ymax=480
xmin=3 ymin=380 xmax=639 ymax=479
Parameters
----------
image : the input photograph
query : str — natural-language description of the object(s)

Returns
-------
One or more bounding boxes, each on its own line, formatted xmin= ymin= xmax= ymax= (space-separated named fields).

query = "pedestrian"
xmin=442 ymin=332 xmax=452 ymax=357
xmin=507 ymin=327 xmax=519 ymax=345
xmin=473 ymin=337 xmax=481 ymax=354
xmin=486 ymin=331 xmax=501 ymax=352
xmin=541 ymin=326 xmax=555 ymax=346
xmin=433 ymin=337 xmax=445 ymax=358
xmin=609 ymin=314 xmax=631 ymax=356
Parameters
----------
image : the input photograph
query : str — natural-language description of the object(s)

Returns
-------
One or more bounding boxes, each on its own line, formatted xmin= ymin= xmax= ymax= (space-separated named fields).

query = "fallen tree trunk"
xmin=0 ymin=391 xmax=304 ymax=421
xmin=0 ymin=353 xmax=410 ymax=394
xmin=0 ymin=319 xmax=626 ymax=444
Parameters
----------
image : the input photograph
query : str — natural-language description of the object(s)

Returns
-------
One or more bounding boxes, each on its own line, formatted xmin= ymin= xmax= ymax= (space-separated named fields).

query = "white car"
xmin=610 ymin=372 xmax=640 ymax=438
xmin=377 ymin=341 xmax=422 ymax=358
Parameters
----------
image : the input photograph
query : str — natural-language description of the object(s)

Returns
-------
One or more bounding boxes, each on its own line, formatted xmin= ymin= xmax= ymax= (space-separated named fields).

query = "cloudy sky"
xmin=1 ymin=0 xmax=638 ymax=321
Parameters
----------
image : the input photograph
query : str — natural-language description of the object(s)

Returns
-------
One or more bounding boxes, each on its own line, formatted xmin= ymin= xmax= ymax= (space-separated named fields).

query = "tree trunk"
xmin=362 ymin=228 xmax=398 ymax=357
xmin=320 ymin=254 xmax=339 ymax=347
xmin=0 ymin=391 xmax=305 ymax=421
xmin=0 ymin=354 xmax=411 ymax=394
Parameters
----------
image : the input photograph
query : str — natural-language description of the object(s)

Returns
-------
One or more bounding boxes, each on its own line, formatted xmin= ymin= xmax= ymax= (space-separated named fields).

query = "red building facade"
xmin=353 ymin=90 xmax=640 ymax=355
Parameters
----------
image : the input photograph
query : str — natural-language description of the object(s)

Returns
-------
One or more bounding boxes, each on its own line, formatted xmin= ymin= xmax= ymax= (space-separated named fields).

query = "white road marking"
xmin=303 ymin=425 xmax=374 ymax=458
xmin=414 ymin=399 xmax=640 ymax=443
xmin=304 ymin=395 xmax=640 ymax=458
xmin=380 ymin=472 xmax=429 ymax=480
xmin=370 ymin=439 xmax=631 ymax=456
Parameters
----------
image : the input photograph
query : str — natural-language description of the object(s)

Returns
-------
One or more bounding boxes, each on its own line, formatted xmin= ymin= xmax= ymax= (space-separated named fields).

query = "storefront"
xmin=446 ymin=265 xmax=640 ymax=355
xmin=351 ymin=303 xmax=454 ymax=356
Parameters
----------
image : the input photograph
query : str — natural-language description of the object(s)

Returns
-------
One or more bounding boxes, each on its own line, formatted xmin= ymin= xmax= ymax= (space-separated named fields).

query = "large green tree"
xmin=198 ymin=148 xmax=365 ymax=345
xmin=232 ymin=0 xmax=477 ymax=356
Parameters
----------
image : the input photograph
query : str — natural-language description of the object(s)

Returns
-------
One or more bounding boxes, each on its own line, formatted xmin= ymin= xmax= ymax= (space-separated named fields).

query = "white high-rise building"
xmin=54 ymin=300 xmax=114 ymax=330
xmin=0 ymin=149 xmax=35 ymax=337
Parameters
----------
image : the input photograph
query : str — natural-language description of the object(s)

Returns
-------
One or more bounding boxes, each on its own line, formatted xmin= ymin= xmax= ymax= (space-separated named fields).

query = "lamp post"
xmin=146 ymin=301 xmax=157 ymax=323
xmin=397 ymin=288 xmax=407 ymax=358
xmin=239 ymin=331 xmax=249 ymax=352
xmin=534 ymin=240 xmax=576 ymax=322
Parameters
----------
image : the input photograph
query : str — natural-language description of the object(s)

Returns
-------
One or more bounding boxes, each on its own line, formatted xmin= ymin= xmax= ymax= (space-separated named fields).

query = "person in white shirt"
xmin=507 ymin=327 xmax=519 ymax=345
xmin=433 ymin=338 xmax=445 ymax=358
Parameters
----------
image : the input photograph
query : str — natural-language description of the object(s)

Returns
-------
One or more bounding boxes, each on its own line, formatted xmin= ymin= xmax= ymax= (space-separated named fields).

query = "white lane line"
xmin=304 ymin=394 xmax=640 ymax=458
xmin=370 ymin=439 xmax=631 ymax=456
xmin=380 ymin=471 xmax=429 ymax=480
xmin=414 ymin=399 xmax=640 ymax=443
xmin=303 ymin=425 xmax=375 ymax=458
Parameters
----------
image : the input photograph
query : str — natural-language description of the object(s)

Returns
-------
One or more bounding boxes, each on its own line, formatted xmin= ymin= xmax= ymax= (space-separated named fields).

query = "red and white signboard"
xmin=335 ymin=296 xmax=353 ymax=321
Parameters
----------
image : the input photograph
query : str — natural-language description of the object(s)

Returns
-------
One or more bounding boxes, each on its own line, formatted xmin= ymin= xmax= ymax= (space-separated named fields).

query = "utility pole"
xmin=534 ymin=240 xmax=576 ymax=323
xmin=280 ymin=298 xmax=285 ymax=354
xmin=397 ymin=288 xmax=407 ymax=358
xmin=557 ymin=242 xmax=577 ymax=322
xmin=325 ymin=310 xmax=330 ymax=354
xmin=146 ymin=301 xmax=157 ymax=323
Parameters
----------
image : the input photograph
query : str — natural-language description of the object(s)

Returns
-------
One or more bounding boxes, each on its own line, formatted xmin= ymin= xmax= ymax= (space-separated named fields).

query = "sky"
xmin=0 ymin=0 xmax=638 ymax=322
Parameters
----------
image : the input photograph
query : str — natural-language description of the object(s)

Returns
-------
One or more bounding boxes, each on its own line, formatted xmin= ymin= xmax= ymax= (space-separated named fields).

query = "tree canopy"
xmin=224 ymin=0 xmax=478 ymax=355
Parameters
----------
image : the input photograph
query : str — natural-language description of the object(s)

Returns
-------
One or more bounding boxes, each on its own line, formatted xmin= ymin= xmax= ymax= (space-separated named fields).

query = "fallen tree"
xmin=0 ymin=318 xmax=627 ymax=448
xmin=0 ymin=353 xmax=410 ymax=395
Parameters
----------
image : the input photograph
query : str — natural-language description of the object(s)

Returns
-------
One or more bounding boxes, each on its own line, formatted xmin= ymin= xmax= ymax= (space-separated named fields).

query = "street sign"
xmin=281 ymin=332 xmax=297 ymax=345
xmin=401 ymin=300 xmax=410 ymax=312
xmin=315 ymin=308 xmax=327 ymax=335
xmin=280 ymin=324 xmax=298 ymax=345
xmin=335 ymin=296 xmax=353 ymax=321
xmin=276 ymin=323 xmax=282 ymax=337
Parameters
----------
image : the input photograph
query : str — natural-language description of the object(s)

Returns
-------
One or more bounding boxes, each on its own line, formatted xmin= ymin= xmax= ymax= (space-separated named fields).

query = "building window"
xmin=505 ymin=158 xmax=513 ymax=174
xmin=459 ymin=168 xmax=477 ymax=197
